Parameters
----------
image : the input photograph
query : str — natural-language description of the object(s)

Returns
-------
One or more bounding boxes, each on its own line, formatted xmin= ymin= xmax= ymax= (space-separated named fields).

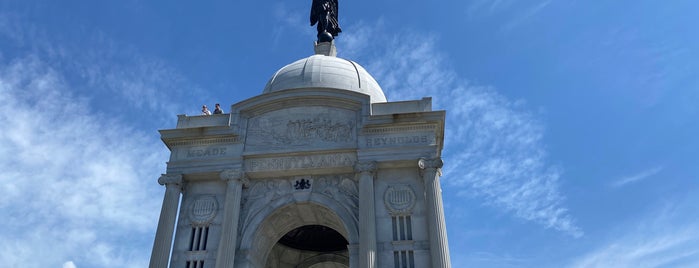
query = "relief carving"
xmin=384 ymin=185 xmax=416 ymax=215
xmin=239 ymin=179 xmax=292 ymax=234
xmin=189 ymin=195 xmax=218 ymax=225
xmin=239 ymin=175 xmax=359 ymax=236
xmin=315 ymin=175 xmax=359 ymax=223
xmin=246 ymin=107 xmax=356 ymax=151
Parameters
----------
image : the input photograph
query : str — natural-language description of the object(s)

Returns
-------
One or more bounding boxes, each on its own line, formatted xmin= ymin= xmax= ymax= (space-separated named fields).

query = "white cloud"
xmin=569 ymin=196 xmax=699 ymax=267
xmin=0 ymin=53 xmax=164 ymax=268
xmin=610 ymin=166 xmax=663 ymax=188
xmin=343 ymin=21 xmax=581 ymax=237
xmin=63 ymin=261 xmax=77 ymax=268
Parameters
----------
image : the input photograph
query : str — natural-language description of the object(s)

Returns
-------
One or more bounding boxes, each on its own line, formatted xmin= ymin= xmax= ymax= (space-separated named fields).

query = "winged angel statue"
xmin=310 ymin=0 xmax=342 ymax=42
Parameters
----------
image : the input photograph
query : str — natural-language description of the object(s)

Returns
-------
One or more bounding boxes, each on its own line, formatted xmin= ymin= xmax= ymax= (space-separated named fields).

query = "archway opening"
xmin=240 ymin=195 xmax=358 ymax=268
xmin=265 ymin=224 xmax=349 ymax=268
xmin=279 ymin=225 xmax=348 ymax=252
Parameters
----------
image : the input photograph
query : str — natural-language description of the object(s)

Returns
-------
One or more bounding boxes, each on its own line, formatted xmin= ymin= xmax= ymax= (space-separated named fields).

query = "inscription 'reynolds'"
xmin=366 ymin=135 xmax=429 ymax=147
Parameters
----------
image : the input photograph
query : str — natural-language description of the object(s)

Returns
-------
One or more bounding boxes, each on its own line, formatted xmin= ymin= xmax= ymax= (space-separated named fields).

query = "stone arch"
xmin=297 ymin=253 xmax=349 ymax=268
xmin=237 ymin=191 xmax=358 ymax=267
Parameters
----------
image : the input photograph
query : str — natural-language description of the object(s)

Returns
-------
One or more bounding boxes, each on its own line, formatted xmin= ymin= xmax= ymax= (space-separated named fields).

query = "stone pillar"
xmin=347 ymin=244 xmax=359 ymax=268
xmin=150 ymin=174 xmax=183 ymax=268
xmin=418 ymin=158 xmax=451 ymax=268
xmin=355 ymin=161 xmax=377 ymax=268
xmin=215 ymin=169 xmax=247 ymax=268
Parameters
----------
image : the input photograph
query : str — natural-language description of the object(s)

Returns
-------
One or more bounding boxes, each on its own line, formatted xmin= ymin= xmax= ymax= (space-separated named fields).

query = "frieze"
xmin=246 ymin=107 xmax=356 ymax=151
xmin=169 ymin=137 xmax=239 ymax=147
xmin=245 ymin=153 xmax=356 ymax=172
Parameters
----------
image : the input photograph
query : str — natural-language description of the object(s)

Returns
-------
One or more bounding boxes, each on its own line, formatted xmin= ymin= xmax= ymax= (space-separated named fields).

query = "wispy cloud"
xmin=0 ymin=14 xmax=185 ymax=267
xmin=0 ymin=11 xmax=208 ymax=126
xmin=0 ymin=54 xmax=165 ymax=268
xmin=610 ymin=166 xmax=664 ymax=188
xmin=343 ymin=21 xmax=581 ymax=237
xmin=501 ymin=0 xmax=552 ymax=32
xmin=569 ymin=195 xmax=699 ymax=267
xmin=465 ymin=0 xmax=553 ymax=32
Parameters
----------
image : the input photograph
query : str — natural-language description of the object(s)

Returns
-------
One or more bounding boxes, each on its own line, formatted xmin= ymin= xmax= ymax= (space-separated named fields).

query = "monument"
xmin=149 ymin=2 xmax=451 ymax=267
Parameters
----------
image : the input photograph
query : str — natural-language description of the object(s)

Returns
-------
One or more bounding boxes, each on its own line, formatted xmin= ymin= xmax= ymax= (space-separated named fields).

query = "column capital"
xmin=158 ymin=174 xmax=183 ymax=186
xmin=354 ymin=161 xmax=377 ymax=174
xmin=418 ymin=157 xmax=444 ymax=169
xmin=220 ymin=169 xmax=249 ymax=186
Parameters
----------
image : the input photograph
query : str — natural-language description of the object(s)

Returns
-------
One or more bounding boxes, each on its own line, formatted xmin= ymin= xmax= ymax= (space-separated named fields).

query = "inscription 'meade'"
xmin=364 ymin=135 xmax=431 ymax=147
xmin=185 ymin=147 xmax=227 ymax=158
xmin=246 ymin=153 xmax=355 ymax=172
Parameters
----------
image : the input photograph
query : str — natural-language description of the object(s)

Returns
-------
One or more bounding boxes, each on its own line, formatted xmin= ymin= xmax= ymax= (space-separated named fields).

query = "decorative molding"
xmin=239 ymin=174 xmax=359 ymax=237
xmin=354 ymin=161 xmax=377 ymax=174
xmin=361 ymin=124 xmax=436 ymax=134
xmin=158 ymin=174 xmax=183 ymax=186
xmin=384 ymin=185 xmax=416 ymax=215
xmin=168 ymin=137 xmax=240 ymax=147
xmin=188 ymin=195 xmax=218 ymax=225
xmin=293 ymin=178 xmax=312 ymax=190
xmin=418 ymin=157 xmax=443 ymax=169
xmin=220 ymin=169 xmax=249 ymax=185
xmin=184 ymin=250 xmax=209 ymax=261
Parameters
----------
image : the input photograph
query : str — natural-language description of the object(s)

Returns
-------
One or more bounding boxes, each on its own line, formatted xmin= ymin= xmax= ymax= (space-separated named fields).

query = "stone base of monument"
xmin=314 ymin=39 xmax=337 ymax=56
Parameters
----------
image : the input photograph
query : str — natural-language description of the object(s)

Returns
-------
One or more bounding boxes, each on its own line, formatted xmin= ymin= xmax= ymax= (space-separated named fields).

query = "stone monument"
xmin=149 ymin=4 xmax=451 ymax=268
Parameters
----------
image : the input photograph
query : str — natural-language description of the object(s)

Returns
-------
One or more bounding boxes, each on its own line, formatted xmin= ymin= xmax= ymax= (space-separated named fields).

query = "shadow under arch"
xmin=237 ymin=191 xmax=359 ymax=267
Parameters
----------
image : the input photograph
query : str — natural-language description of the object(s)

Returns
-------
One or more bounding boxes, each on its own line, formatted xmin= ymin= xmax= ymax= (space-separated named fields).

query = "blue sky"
xmin=1 ymin=0 xmax=698 ymax=267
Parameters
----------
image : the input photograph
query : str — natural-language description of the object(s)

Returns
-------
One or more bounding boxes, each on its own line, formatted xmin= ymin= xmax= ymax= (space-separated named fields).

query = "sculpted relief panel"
xmin=245 ymin=107 xmax=357 ymax=151
xmin=239 ymin=175 xmax=359 ymax=237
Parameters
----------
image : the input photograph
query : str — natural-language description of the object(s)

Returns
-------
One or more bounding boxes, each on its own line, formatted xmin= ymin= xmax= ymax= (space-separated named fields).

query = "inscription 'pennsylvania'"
xmin=245 ymin=153 xmax=356 ymax=172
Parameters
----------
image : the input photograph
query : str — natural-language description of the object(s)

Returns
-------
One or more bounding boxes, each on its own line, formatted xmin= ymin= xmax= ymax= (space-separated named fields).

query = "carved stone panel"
xmin=238 ymin=175 xmax=359 ymax=237
xmin=384 ymin=185 xmax=416 ymax=215
xmin=245 ymin=107 xmax=356 ymax=152
xmin=188 ymin=195 xmax=218 ymax=225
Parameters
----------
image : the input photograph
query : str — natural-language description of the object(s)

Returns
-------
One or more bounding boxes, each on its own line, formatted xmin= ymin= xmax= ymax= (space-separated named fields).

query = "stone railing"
xmin=176 ymin=114 xmax=230 ymax=128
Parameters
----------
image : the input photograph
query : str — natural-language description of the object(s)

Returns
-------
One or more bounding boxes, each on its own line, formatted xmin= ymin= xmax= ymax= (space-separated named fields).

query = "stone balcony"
xmin=175 ymin=114 xmax=231 ymax=128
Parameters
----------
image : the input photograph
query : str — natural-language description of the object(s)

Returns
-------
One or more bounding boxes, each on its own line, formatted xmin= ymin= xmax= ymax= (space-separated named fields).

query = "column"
xmin=215 ymin=169 xmax=247 ymax=268
xmin=150 ymin=174 xmax=183 ymax=268
xmin=418 ymin=158 xmax=451 ymax=268
xmin=355 ymin=161 xmax=377 ymax=268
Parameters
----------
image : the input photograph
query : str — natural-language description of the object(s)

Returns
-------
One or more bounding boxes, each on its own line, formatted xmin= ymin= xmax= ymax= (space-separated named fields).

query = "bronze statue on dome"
xmin=310 ymin=0 xmax=342 ymax=42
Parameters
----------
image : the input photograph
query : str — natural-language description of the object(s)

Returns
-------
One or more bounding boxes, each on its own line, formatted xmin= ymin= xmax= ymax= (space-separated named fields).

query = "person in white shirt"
xmin=201 ymin=105 xmax=212 ymax=115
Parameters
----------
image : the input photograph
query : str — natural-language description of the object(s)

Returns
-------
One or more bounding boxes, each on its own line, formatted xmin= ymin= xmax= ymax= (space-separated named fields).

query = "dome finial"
xmin=314 ymin=40 xmax=337 ymax=56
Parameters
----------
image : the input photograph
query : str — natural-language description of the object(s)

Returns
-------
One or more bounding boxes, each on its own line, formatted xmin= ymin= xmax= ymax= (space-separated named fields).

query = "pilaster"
xmin=150 ymin=174 xmax=184 ymax=268
xmin=418 ymin=158 xmax=451 ymax=268
xmin=215 ymin=169 xmax=247 ymax=268
xmin=355 ymin=161 xmax=378 ymax=268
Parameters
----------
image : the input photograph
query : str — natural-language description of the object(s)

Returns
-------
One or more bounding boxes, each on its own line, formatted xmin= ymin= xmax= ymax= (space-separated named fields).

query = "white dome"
xmin=262 ymin=54 xmax=387 ymax=103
